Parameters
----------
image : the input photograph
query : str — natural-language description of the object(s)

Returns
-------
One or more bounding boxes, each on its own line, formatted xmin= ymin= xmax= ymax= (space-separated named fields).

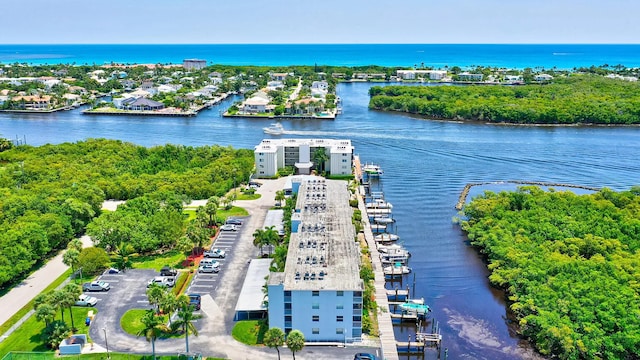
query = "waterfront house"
xmin=129 ymin=89 xmax=152 ymax=98
xmin=332 ymin=73 xmax=346 ymax=79
xmin=267 ymin=81 xmax=285 ymax=91
xmin=457 ymin=72 xmax=484 ymax=81
xmin=10 ymin=95 xmax=52 ymax=110
xmin=267 ymin=176 xmax=363 ymax=342
xmin=369 ymin=73 xmax=386 ymax=80
xmin=124 ymin=97 xmax=164 ymax=111
xmin=504 ymin=75 xmax=524 ymax=84
xmin=243 ymin=95 xmax=270 ymax=114
xmin=353 ymin=73 xmax=368 ymax=80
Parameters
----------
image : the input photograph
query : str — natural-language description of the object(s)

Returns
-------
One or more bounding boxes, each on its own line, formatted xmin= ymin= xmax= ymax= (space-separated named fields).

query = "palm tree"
xmin=312 ymin=148 xmax=329 ymax=174
xmin=185 ymin=221 xmax=209 ymax=255
xmin=286 ymin=329 xmax=305 ymax=360
xmin=136 ymin=309 xmax=166 ymax=360
xmin=263 ymin=226 xmax=280 ymax=256
xmin=33 ymin=293 xmax=51 ymax=311
xmin=35 ymin=303 xmax=56 ymax=327
xmin=204 ymin=196 xmax=219 ymax=227
xmin=275 ymin=190 xmax=285 ymax=208
xmin=49 ymin=290 xmax=67 ymax=323
xmin=62 ymin=283 xmax=82 ymax=331
xmin=173 ymin=301 xmax=200 ymax=353
xmin=159 ymin=291 xmax=178 ymax=326
xmin=63 ymin=248 xmax=80 ymax=280
xmin=146 ymin=283 xmax=166 ymax=314
xmin=264 ymin=327 xmax=285 ymax=360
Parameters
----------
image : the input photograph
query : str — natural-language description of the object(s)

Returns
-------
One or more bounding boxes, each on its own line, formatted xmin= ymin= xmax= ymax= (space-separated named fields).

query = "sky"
xmin=1 ymin=0 xmax=639 ymax=44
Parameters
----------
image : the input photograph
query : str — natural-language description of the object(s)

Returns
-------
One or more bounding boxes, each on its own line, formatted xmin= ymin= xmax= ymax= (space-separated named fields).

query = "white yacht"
xmin=263 ymin=122 xmax=284 ymax=135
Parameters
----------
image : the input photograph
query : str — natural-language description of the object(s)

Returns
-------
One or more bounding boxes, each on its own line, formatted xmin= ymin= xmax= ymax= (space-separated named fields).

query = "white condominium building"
xmin=254 ymin=139 xmax=353 ymax=177
xmin=268 ymin=177 xmax=363 ymax=342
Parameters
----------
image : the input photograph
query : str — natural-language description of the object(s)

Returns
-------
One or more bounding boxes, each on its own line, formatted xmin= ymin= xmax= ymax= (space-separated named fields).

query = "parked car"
xmin=75 ymin=294 xmax=98 ymax=307
xmin=200 ymin=258 xmax=220 ymax=266
xmin=160 ymin=266 xmax=178 ymax=276
xmin=203 ymin=248 xmax=226 ymax=258
xmin=147 ymin=276 xmax=175 ymax=288
xmin=225 ymin=218 xmax=243 ymax=225
xmin=82 ymin=281 xmax=110 ymax=292
xmin=199 ymin=264 xmax=220 ymax=273
xmin=188 ymin=294 xmax=201 ymax=310
xmin=354 ymin=353 xmax=377 ymax=360
xmin=106 ymin=268 xmax=120 ymax=274
xmin=220 ymin=224 xmax=237 ymax=231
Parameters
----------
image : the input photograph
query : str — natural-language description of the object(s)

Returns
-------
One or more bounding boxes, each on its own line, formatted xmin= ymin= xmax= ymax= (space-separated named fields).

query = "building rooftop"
xmin=270 ymin=177 xmax=362 ymax=291
xmin=255 ymin=138 xmax=353 ymax=153
xmin=234 ymin=259 xmax=272 ymax=314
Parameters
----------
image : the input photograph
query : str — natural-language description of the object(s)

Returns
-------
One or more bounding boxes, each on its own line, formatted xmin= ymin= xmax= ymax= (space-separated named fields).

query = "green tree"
xmin=136 ymin=309 xmax=167 ymax=360
xmin=35 ymin=303 xmax=56 ymax=327
xmin=77 ymin=247 xmax=110 ymax=275
xmin=62 ymin=248 xmax=80 ymax=280
xmin=146 ymin=283 xmax=166 ymax=314
xmin=286 ymin=329 xmax=305 ymax=360
xmin=264 ymin=327 xmax=285 ymax=360
xmin=62 ymin=283 xmax=82 ymax=330
xmin=205 ymin=196 xmax=219 ymax=227
xmin=275 ymin=190 xmax=285 ymax=207
xmin=173 ymin=300 xmax=200 ymax=353
xmin=49 ymin=290 xmax=68 ymax=324
xmin=312 ymin=148 xmax=329 ymax=174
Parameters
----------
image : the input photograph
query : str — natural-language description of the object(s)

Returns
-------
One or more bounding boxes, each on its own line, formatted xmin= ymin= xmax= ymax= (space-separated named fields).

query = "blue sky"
xmin=2 ymin=0 xmax=638 ymax=44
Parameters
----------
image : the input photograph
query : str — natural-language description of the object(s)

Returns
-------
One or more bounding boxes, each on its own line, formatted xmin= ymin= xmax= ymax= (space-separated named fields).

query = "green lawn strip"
xmin=0 ymin=269 xmax=73 ymax=336
xmin=120 ymin=309 xmax=148 ymax=335
xmin=236 ymin=193 xmax=261 ymax=201
xmin=231 ymin=320 xmax=267 ymax=346
xmin=130 ymin=251 xmax=188 ymax=270
xmin=183 ymin=206 xmax=249 ymax=223
xmin=0 ymin=307 xmax=96 ymax=359
xmin=2 ymin=353 xmax=221 ymax=360
xmin=172 ymin=272 xmax=190 ymax=296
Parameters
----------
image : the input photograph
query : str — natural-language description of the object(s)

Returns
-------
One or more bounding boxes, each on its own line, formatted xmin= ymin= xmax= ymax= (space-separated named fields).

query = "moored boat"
xmin=374 ymin=233 xmax=400 ymax=242
xmin=400 ymin=301 xmax=431 ymax=315
xmin=366 ymin=198 xmax=393 ymax=209
xmin=383 ymin=265 xmax=412 ymax=276
xmin=363 ymin=163 xmax=383 ymax=176
xmin=374 ymin=217 xmax=395 ymax=224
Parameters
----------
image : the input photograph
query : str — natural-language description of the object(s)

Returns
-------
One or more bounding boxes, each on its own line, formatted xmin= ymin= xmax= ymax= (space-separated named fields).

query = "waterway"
xmin=2 ymin=83 xmax=640 ymax=359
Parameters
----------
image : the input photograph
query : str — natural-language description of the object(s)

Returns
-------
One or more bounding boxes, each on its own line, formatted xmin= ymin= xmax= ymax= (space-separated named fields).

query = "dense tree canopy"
xmin=461 ymin=186 xmax=640 ymax=359
xmin=0 ymin=139 xmax=253 ymax=289
xmin=369 ymin=75 xmax=640 ymax=124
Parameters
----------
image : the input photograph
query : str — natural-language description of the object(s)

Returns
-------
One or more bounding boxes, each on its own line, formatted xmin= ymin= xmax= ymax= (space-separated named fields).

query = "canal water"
xmin=2 ymin=83 xmax=640 ymax=359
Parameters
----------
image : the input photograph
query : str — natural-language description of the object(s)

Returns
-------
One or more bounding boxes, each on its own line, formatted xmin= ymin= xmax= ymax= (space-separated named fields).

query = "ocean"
xmin=1 ymin=44 xmax=640 ymax=69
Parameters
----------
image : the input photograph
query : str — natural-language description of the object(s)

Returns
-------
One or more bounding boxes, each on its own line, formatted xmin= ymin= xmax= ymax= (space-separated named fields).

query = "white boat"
xmin=370 ymin=224 xmax=388 ymax=233
xmin=366 ymin=199 xmax=393 ymax=209
xmin=380 ymin=249 xmax=411 ymax=265
xmin=374 ymin=217 xmax=395 ymax=224
xmin=377 ymin=243 xmax=405 ymax=253
xmin=263 ymin=122 xmax=284 ymax=135
xmin=383 ymin=265 xmax=411 ymax=276
xmin=363 ymin=163 xmax=383 ymax=176
xmin=374 ymin=233 xmax=400 ymax=242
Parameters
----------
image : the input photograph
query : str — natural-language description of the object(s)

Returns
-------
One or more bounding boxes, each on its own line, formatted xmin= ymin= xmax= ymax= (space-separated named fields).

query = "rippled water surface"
xmin=2 ymin=83 xmax=640 ymax=359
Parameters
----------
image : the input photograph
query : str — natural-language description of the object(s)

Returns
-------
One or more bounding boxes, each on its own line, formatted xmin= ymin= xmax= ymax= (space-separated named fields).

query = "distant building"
xmin=243 ymin=92 xmax=270 ymax=113
xmin=254 ymin=138 xmax=353 ymax=177
xmin=10 ymin=95 xmax=52 ymax=110
xmin=457 ymin=72 xmax=484 ymax=81
xmin=271 ymin=73 xmax=289 ymax=81
xmin=123 ymin=97 xmax=164 ymax=111
xmin=534 ymin=74 xmax=554 ymax=82
xmin=268 ymin=176 xmax=363 ymax=342
xmin=396 ymin=70 xmax=447 ymax=80
xmin=183 ymin=59 xmax=207 ymax=70
xmin=504 ymin=75 xmax=524 ymax=84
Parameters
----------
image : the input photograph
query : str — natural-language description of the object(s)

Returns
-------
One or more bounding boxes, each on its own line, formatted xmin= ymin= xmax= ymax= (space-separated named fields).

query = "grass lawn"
xmin=0 ymin=269 xmax=73 ymax=336
xmin=236 ymin=193 xmax=261 ymax=200
xmin=231 ymin=320 xmax=267 ymax=346
xmin=120 ymin=309 xmax=150 ymax=336
xmin=130 ymin=250 xmax=188 ymax=270
xmin=183 ymin=206 xmax=249 ymax=223
xmin=0 ymin=307 xmax=97 ymax=359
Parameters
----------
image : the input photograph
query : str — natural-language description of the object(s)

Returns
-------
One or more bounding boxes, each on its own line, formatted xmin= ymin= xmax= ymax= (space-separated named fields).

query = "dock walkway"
xmin=358 ymin=188 xmax=399 ymax=360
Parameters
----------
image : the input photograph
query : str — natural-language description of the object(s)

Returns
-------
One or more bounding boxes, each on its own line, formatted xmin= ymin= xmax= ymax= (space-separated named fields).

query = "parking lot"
xmin=187 ymin=220 xmax=245 ymax=297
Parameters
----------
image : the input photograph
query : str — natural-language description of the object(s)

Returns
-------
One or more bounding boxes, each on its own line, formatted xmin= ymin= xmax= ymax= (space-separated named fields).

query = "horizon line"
xmin=2 ymin=43 xmax=640 ymax=46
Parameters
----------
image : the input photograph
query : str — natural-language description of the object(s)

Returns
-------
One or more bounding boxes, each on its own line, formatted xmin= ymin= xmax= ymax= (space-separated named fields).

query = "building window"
xmin=312 ymin=291 xmax=319 ymax=296
xmin=336 ymin=304 xmax=343 ymax=309
xmin=336 ymin=291 xmax=344 ymax=297
xmin=312 ymin=328 xmax=320 ymax=334
xmin=259 ymin=171 xmax=264 ymax=174
xmin=354 ymin=291 xmax=362 ymax=297
xmin=259 ymin=159 xmax=264 ymax=162
xmin=336 ymin=328 xmax=344 ymax=334
xmin=342 ymin=159 xmax=347 ymax=162
xmin=312 ymin=315 xmax=319 ymax=322
xmin=284 ymin=291 xmax=291 ymax=296
xmin=312 ymin=303 xmax=320 ymax=309
xmin=337 ymin=316 xmax=343 ymax=322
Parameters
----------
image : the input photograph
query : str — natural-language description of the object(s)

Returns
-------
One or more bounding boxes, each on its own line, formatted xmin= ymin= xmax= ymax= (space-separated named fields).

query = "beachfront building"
xmin=254 ymin=139 xmax=353 ymax=178
xmin=268 ymin=177 xmax=363 ymax=342
xmin=397 ymin=69 xmax=448 ymax=80
xmin=183 ymin=59 xmax=207 ymax=70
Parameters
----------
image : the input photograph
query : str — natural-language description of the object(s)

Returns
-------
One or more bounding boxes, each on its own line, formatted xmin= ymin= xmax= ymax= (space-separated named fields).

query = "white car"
xmin=203 ymin=248 xmax=226 ymax=258
xmin=199 ymin=264 xmax=220 ymax=273
xmin=220 ymin=224 xmax=237 ymax=231
xmin=147 ymin=276 xmax=175 ymax=288
xmin=75 ymin=294 xmax=98 ymax=307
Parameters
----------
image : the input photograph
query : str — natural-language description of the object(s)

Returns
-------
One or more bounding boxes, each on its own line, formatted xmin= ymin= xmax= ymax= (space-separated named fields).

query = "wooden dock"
xmin=358 ymin=188 xmax=399 ymax=360
xmin=390 ymin=313 xmax=419 ymax=322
